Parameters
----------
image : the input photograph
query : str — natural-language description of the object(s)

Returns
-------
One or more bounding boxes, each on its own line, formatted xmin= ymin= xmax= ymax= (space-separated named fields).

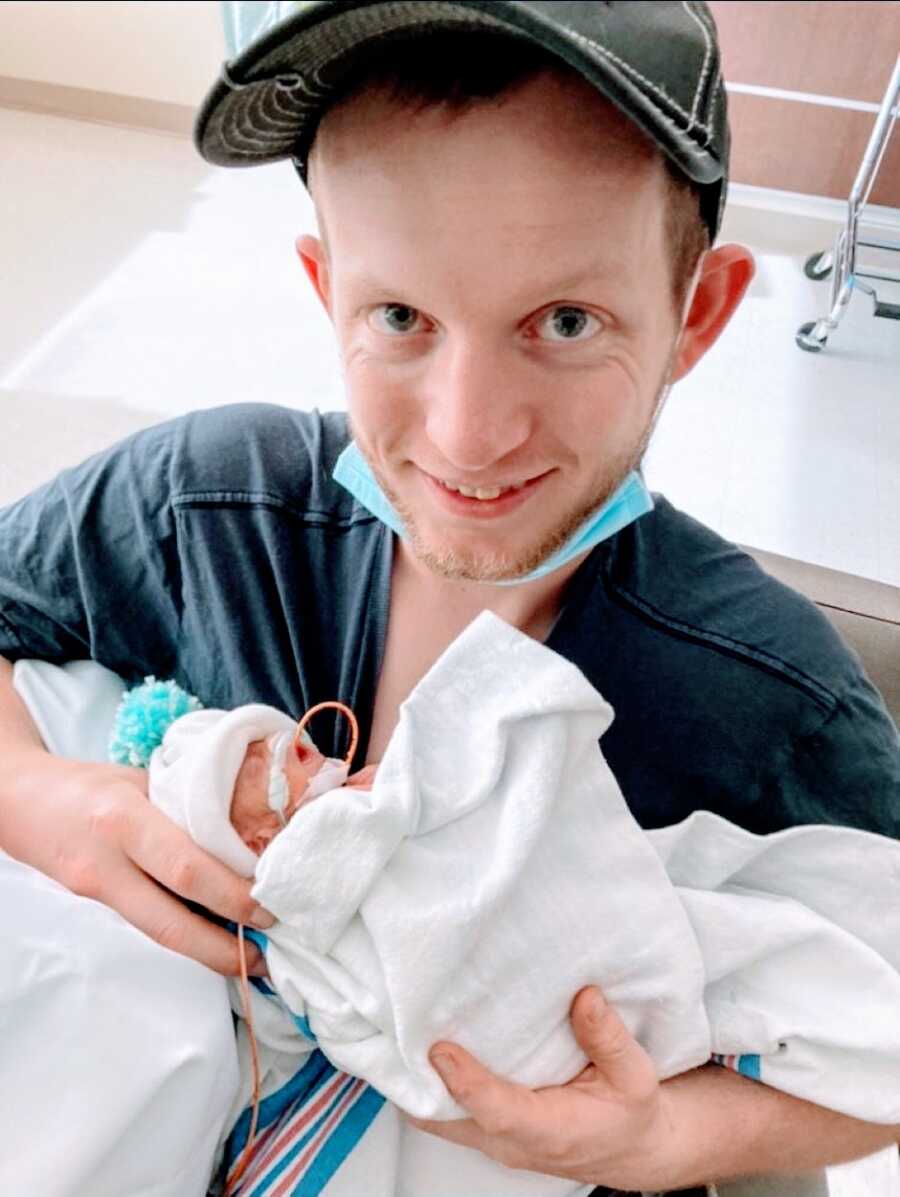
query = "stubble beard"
xmin=349 ymin=376 xmax=670 ymax=584
xmin=391 ymin=448 xmax=639 ymax=582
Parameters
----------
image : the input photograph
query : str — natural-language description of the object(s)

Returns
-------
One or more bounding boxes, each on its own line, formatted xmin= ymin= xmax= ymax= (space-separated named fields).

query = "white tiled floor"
xmin=644 ymin=203 xmax=900 ymax=587
xmin=1 ymin=105 xmax=899 ymax=584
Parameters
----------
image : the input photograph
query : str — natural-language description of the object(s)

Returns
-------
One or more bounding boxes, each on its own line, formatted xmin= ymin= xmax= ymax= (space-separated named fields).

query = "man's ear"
xmin=295 ymin=234 xmax=332 ymax=316
xmin=669 ymin=243 xmax=755 ymax=382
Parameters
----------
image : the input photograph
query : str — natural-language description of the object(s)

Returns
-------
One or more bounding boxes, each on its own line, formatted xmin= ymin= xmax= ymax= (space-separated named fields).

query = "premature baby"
xmin=230 ymin=720 xmax=376 ymax=857
xmin=147 ymin=701 xmax=376 ymax=877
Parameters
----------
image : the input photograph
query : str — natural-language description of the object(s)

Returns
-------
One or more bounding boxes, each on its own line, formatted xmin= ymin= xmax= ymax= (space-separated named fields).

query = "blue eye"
xmin=537 ymin=306 xmax=600 ymax=342
xmin=371 ymin=304 xmax=423 ymax=334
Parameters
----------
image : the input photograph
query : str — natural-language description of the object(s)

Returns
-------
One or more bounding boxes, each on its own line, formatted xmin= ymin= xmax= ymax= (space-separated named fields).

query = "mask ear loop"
xmin=227 ymin=698 xmax=360 ymax=1194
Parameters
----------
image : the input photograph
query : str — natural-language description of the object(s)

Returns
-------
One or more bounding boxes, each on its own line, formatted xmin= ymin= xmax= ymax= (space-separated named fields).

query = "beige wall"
xmin=712 ymin=0 xmax=900 ymax=205
xmin=2 ymin=0 xmax=898 ymax=205
xmin=0 ymin=0 xmax=223 ymax=107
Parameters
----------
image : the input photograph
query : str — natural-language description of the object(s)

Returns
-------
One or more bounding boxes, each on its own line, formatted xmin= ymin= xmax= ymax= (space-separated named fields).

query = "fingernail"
xmin=249 ymin=904 xmax=275 ymax=930
xmin=430 ymin=1051 xmax=455 ymax=1079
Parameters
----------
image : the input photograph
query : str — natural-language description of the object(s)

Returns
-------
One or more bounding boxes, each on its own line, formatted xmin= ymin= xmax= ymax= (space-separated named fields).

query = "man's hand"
xmin=411 ymin=987 xmax=679 ymax=1191
xmin=413 ymin=986 xmax=900 ymax=1190
xmin=0 ymin=751 xmax=274 ymax=976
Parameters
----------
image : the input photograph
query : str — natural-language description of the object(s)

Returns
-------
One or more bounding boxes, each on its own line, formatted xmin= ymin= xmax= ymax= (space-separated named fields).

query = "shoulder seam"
xmin=605 ymin=578 xmax=840 ymax=713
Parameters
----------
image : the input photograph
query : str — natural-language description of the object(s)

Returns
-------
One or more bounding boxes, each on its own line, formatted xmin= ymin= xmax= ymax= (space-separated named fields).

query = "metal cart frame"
xmin=796 ymin=55 xmax=900 ymax=352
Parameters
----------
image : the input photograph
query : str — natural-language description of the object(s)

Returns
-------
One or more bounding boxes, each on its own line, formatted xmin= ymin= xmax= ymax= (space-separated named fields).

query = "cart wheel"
xmin=803 ymin=251 xmax=833 ymax=281
xmin=795 ymin=321 xmax=827 ymax=352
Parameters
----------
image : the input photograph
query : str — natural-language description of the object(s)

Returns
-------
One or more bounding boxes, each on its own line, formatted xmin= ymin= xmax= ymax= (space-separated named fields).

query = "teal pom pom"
xmin=108 ymin=677 xmax=203 ymax=767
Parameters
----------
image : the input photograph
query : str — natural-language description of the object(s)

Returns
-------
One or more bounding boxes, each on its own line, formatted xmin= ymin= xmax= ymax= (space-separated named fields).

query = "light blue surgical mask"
xmin=332 ymin=441 xmax=653 ymax=586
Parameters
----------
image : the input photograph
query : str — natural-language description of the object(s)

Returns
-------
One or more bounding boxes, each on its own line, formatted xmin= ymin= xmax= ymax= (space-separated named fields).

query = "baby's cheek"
xmin=236 ymin=740 xmax=271 ymax=794
xmin=230 ymin=741 xmax=272 ymax=828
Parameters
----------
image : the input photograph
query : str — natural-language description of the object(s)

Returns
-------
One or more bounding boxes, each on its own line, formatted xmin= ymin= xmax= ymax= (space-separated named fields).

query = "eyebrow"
xmin=345 ymin=263 xmax=621 ymax=304
xmin=539 ymin=259 xmax=626 ymax=293
xmin=344 ymin=271 xmax=400 ymax=297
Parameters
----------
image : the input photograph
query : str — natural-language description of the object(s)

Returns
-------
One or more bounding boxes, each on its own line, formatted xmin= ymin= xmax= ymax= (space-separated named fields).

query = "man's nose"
xmin=422 ymin=339 xmax=533 ymax=473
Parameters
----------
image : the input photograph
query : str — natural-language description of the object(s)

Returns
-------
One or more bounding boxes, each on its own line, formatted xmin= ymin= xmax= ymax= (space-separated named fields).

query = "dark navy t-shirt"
xmin=1 ymin=402 xmax=897 ymax=836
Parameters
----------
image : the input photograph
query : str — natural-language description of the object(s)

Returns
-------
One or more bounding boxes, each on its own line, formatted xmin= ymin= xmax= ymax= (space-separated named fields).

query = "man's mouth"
xmin=417 ymin=469 xmax=551 ymax=518
xmin=437 ymin=479 xmax=528 ymax=501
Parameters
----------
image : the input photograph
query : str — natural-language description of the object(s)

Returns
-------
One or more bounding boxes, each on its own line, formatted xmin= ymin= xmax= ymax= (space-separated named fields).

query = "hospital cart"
xmin=796 ymin=54 xmax=900 ymax=352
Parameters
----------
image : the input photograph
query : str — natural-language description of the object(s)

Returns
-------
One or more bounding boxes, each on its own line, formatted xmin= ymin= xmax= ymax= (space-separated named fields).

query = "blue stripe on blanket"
xmin=238 ymin=925 xmax=318 ymax=1042
xmin=290 ymin=1083 xmax=385 ymax=1196
xmin=243 ymin=927 xmax=269 ymax=954
xmin=737 ymin=1053 xmax=761 ymax=1080
xmin=229 ymin=1051 xmax=336 ymax=1155
xmin=710 ymin=1052 xmax=762 ymax=1081
xmin=226 ymin=1050 xmax=385 ymax=1196
xmin=243 ymin=1070 xmax=355 ymax=1194
xmin=292 ymin=1012 xmax=317 ymax=1041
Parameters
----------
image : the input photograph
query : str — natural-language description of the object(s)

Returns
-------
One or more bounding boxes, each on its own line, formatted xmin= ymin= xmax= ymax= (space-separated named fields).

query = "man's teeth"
xmin=443 ymin=482 xmax=524 ymax=500
xmin=459 ymin=484 xmax=503 ymax=500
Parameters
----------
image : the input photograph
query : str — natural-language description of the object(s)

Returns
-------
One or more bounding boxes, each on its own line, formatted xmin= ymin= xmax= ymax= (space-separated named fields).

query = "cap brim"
xmin=195 ymin=0 xmax=725 ymax=189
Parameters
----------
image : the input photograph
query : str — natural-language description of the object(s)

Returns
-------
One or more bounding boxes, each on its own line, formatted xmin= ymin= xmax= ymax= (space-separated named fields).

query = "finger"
xmin=570 ymin=987 xmax=658 ymax=1099
xmin=107 ymin=863 xmax=268 ymax=976
xmin=121 ymin=801 xmax=275 ymax=929
xmin=429 ymin=1044 xmax=543 ymax=1141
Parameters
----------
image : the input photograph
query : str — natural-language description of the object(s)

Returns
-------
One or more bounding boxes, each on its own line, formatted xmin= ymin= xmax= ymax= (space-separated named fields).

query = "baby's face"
xmin=230 ymin=736 xmax=325 ymax=857
xmin=230 ymin=736 xmax=377 ymax=856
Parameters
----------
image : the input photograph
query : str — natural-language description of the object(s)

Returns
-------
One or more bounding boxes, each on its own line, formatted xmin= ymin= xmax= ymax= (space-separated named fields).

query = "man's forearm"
xmin=0 ymin=655 xmax=269 ymax=972
xmin=0 ymin=655 xmax=53 ymax=820
xmin=0 ymin=655 xmax=45 ymax=752
xmin=660 ymin=1063 xmax=900 ymax=1190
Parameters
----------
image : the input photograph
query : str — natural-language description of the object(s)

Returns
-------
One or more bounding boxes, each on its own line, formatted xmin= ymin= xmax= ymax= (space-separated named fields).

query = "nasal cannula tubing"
xmin=227 ymin=700 xmax=360 ymax=1192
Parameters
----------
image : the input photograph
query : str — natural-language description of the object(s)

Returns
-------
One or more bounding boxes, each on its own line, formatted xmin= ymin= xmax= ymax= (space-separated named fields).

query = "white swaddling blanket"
xmin=10 ymin=614 xmax=900 ymax=1197
xmin=239 ymin=611 xmax=900 ymax=1128
xmin=251 ymin=610 xmax=710 ymax=1115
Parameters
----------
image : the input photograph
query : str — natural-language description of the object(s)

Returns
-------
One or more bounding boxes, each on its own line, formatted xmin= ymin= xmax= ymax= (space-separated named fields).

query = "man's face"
xmin=307 ymin=72 xmax=685 ymax=582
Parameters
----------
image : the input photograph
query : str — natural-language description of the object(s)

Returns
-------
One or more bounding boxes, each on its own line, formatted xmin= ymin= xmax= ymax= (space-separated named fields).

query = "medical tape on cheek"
xmin=305 ymin=755 xmax=351 ymax=798
xmin=266 ymin=730 xmax=294 ymax=826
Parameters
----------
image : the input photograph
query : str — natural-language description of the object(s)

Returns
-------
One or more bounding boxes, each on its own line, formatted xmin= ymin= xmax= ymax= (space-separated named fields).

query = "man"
xmin=0 ymin=2 xmax=897 ymax=1193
